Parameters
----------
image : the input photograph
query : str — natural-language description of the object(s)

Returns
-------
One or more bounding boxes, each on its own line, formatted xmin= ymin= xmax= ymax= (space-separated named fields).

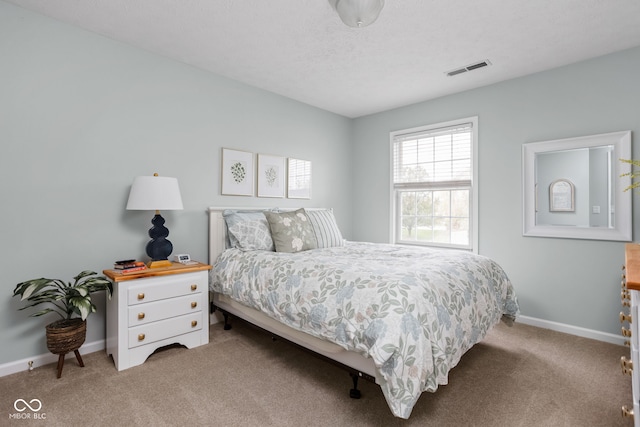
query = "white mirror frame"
xmin=522 ymin=130 xmax=632 ymax=241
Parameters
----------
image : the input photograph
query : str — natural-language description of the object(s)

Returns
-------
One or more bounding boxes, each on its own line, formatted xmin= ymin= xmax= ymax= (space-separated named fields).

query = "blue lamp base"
xmin=145 ymin=213 xmax=174 ymax=268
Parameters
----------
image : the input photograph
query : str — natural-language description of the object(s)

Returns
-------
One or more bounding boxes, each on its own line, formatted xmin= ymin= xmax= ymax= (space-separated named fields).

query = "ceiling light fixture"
xmin=328 ymin=0 xmax=385 ymax=28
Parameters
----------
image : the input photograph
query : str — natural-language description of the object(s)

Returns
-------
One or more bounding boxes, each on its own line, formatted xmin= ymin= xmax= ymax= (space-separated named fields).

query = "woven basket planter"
xmin=45 ymin=319 xmax=86 ymax=355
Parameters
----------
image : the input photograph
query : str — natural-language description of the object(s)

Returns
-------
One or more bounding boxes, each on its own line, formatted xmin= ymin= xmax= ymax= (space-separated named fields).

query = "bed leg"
xmin=223 ymin=313 xmax=232 ymax=330
xmin=349 ymin=373 xmax=361 ymax=399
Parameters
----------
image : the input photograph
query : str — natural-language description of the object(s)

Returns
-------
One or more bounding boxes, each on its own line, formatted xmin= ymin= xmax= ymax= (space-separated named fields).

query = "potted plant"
xmin=12 ymin=270 xmax=112 ymax=378
xmin=621 ymin=158 xmax=640 ymax=192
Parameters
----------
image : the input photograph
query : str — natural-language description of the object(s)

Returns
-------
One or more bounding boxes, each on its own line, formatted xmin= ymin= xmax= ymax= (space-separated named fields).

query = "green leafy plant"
xmin=620 ymin=158 xmax=640 ymax=192
xmin=13 ymin=271 xmax=112 ymax=321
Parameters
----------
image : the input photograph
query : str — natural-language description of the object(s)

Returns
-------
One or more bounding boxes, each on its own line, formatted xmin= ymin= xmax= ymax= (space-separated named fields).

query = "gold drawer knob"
xmin=138 ymin=333 xmax=145 ymax=341
xmin=191 ymin=284 xmax=197 ymax=291
xmin=620 ymin=312 xmax=632 ymax=324
xmin=623 ymin=299 xmax=631 ymax=308
xmin=621 ymin=356 xmax=633 ymax=374
xmin=622 ymin=405 xmax=634 ymax=419
xmin=137 ymin=293 xmax=145 ymax=300
xmin=621 ymin=356 xmax=632 ymax=368
xmin=622 ymin=280 xmax=627 ymax=289
xmin=622 ymin=327 xmax=632 ymax=338
xmin=191 ymin=302 xmax=198 ymax=308
xmin=622 ymin=290 xmax=630 ymax=300
xmin=625 ymin=340 xmax=631 ymax=347
xmin=191 ymin=320 xmax=198 ymax=327
xmin=138 ymin=312 xmax=145 ymax=320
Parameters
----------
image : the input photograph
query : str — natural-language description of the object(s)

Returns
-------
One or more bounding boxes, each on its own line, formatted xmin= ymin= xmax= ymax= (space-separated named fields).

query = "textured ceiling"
xmin=6 ymin=0 xmax=640 ymax=118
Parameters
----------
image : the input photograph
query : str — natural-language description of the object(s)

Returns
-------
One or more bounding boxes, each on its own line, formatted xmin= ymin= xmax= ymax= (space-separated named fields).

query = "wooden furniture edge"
xmin=625 ymin=243 xmax=640 ymax=291
xmin=103 ymin=262 xmax=212 ymax=282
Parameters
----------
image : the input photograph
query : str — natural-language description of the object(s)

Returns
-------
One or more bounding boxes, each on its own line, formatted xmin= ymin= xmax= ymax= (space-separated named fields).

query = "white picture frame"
xmin=549 ymin=179 xmax=575 ymax=212
xmin=287 ymin=158 xmax=311 ymax=199
xmin=257 ymin=154 xmax=285 ymax=198
xmin=221 ymin=148 xmax=254 ymax=196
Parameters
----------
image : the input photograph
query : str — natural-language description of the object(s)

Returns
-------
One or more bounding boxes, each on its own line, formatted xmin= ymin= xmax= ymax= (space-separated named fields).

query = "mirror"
xmin=522 ymin=131 xmax=632 ymax=241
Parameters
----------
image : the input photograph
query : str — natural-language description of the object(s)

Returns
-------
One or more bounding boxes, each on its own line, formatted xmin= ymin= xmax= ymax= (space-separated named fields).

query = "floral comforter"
xmin=210 ymin=242 xmax=519 ymax=419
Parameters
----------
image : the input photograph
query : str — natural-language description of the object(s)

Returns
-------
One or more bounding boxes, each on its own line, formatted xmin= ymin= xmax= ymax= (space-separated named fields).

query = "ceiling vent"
xmin=446 ymin=60 xmax=491 ymax=77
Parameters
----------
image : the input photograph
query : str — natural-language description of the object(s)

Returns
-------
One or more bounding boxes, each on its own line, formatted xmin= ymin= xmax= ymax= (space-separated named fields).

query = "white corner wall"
xmin=351 ymin=46 xmax=640 ymax=339
xmin=0 ymin=1 xmax=352 ymax=368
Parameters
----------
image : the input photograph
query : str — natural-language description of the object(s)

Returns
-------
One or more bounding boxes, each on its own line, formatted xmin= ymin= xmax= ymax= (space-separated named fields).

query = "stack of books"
xmin=113 ymin=260 xmax=147 ymax=273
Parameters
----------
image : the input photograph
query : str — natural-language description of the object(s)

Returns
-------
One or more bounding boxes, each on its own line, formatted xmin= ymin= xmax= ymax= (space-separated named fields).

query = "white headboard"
xmin=207 ymin=207 xmax=229 ymax=266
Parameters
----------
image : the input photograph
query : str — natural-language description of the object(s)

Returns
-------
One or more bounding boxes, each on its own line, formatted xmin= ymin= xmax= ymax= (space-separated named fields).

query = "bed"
xmin=208 ymin=207 xmax=519 ymax=419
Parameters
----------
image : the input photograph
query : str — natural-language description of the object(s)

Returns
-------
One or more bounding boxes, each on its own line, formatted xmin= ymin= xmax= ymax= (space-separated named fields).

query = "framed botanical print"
xmin=287 ymin=158 xmax=311 ymax=199
xmin=221 ymin=148 xmax=254 ymax=196
xmin=257 ymin=154 xmax=285 ymax=198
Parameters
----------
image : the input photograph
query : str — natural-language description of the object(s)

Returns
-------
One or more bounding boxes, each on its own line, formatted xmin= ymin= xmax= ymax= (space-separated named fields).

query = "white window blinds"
xmin=393 ymin=122 xmax=473 ymax=187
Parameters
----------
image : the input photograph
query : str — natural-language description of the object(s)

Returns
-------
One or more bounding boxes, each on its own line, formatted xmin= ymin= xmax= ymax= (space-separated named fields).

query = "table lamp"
xmin=126 ymin=173 xmax=183 ymax=268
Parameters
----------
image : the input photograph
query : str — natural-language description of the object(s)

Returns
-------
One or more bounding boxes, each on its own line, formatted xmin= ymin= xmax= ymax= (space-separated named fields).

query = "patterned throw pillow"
xmin=223 ymin=210 xmax=275 ymax=251
xmin=305 ymin=209 xmax=345 ymax=248
xmin=228 ymin=220 xmax=274 ymax=251
xmin=264 ymin=209 xmax=318 ymax=253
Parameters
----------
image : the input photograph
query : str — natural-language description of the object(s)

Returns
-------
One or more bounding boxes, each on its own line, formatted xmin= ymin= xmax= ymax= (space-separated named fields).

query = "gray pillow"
xmin=223 ymin=210 xmax=275 ymax=251
xmin=264 ymin=209 xmax=318 ymax=253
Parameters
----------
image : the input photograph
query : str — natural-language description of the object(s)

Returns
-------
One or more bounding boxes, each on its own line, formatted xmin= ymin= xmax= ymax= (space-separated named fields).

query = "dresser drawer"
xmin=632 ymin=292 xmax=640 ymax=351
xmin=127 ymin=272 xmax=204 ymax=306
xmin=128 ymin=312 xmax=203 ymax=348
xmin=128 ymin=294 xmax=202 ymax=326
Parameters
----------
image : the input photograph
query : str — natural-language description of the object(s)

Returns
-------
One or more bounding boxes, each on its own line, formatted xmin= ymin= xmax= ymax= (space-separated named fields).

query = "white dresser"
xmin=104 ymin=262 xmax=211 ymax=371
xmin=622 ymin=244 xmax=640 ymax=425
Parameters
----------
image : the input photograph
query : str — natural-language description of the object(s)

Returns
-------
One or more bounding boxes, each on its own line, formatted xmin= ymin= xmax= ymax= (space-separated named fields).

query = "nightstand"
xmin=104 ymin=262 xmax=212 ymax=371
xmin=623 ymin=244 xmax=640 ymax=424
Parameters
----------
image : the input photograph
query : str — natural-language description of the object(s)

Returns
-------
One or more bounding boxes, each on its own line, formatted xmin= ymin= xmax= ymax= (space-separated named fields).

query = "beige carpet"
xmin=0 ymin=320 xmax=632 ymax=426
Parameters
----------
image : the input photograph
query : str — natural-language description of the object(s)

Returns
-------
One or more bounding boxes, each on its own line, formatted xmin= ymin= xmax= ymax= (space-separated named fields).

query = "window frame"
xmin=389 ymin=116 xmax=478 ymax=252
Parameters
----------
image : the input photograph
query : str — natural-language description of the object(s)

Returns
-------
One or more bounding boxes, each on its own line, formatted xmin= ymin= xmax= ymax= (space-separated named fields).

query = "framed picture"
xmin=221 ymin=148 xmax=254 ymax=196
xmin=257 ymin=154 xmax=285 ymax=198
xmin=549 ymin=179 xmax=575 ymax=212
xmin=287 ymin=158 xmax=311 ymax=199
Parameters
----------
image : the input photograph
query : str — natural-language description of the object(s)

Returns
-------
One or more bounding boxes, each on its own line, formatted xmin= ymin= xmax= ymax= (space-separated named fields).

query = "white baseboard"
xmin=0 ymin=316 xmax=625 ymax=378
xmin=0 ymin=339 xmax=105 ymax=378
xmin=517 ymin=315 xmax=625 ymax=346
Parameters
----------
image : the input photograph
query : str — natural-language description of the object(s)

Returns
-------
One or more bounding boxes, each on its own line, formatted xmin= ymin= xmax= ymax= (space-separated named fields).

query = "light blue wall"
xmin=0 ymin=2 xmax=352 ymax=365
xmin=2 ymin=0 xmax=639 ymax=368
xmin=351 ymin=47 xmax=640 ymax=337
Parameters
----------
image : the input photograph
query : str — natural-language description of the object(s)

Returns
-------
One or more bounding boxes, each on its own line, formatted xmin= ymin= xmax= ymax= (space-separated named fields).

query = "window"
xmin=391 ymin=117 xmax=478 ymax=251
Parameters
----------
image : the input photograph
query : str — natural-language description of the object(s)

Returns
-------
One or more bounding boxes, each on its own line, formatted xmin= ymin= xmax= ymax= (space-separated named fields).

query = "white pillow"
xmin=304 ymin=209 xmax=345 ymax=248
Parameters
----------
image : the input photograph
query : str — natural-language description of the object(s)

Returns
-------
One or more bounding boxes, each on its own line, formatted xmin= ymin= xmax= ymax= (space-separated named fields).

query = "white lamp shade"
xmin=126 ymin=175 xmax=183 ymax=211
xmin=329 ymin=0 xmax=384 ymax=28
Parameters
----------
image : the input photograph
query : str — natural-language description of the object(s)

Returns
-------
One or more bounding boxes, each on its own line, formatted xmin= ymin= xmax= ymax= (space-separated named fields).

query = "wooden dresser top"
xmin=103 ymin=261 xmax=211 ymax=282
xmin=625 ymin=244 xmax=640 ymax=291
